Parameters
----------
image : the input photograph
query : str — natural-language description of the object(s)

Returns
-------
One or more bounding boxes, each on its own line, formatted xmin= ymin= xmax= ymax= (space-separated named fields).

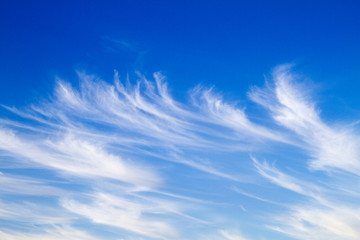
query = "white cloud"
xmin=0 ymin=129 xmax=160 ymax=189
xmin=0 ymin=172 xmax=67 ymax=196
xmin=61 ymin=192 xmax=178 ymax=239
xmin=0 ymin=226 xmax=99 ymax=240
xmin=2 ymin=65 xmax=360 ymax=240
xmin=219 ymin=230 xmax=250 ymax=240
xmin=252 ymin=157 xmax=318 ymax=197
xmin=0 ymin=201 xmax=73 ymax=225
xmin=249 ymin=64 xmax=360 ymax=174
xmin=190 ymin=86 xmax=287 ymax=143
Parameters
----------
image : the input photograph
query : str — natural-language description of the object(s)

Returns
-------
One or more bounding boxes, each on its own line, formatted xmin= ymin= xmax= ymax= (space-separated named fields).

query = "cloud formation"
xmin=1 ymin=65 xmax=359 ymax=239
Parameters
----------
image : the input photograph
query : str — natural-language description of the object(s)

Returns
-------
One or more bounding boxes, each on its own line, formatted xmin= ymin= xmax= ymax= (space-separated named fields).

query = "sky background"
xmin=1 ymin=1 xmax=360 ymax=240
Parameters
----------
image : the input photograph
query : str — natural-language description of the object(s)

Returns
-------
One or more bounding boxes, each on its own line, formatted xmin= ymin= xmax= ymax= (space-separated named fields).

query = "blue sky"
xmin=1 ymin=1 xmax=360 ymax=240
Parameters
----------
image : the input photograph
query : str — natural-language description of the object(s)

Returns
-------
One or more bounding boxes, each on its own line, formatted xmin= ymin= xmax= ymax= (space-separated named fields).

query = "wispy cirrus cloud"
xmin=249 ymin=64 xmax=360 ymax=174
xmin=1 ymin=64 xmax=359 ymax=240
xmin=0 ymin=129 xmax=160 ymax=189
xmin=219 ymin=230 xmax=250 ymax=240
xmin=0 ymin=226 xmax=100 ymax=240
xmin=247 ymin=65 xmax=360 ymax=240
xmin=0 ymin=172 xmax=67 ymax=196
xmin=62 ymin=192 xmax=178 ymax=239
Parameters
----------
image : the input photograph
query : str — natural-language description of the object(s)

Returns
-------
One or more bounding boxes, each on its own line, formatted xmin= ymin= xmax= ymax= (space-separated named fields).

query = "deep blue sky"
xmin=1 ymin=1 xmax=359 ymax=106
xmin=1 ymin=1 xmax=360 ymax=240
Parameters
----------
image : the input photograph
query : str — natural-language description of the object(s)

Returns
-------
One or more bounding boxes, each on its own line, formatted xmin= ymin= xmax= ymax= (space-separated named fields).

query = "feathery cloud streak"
xmin=0 ymin=65 xmax=359 ymax=239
